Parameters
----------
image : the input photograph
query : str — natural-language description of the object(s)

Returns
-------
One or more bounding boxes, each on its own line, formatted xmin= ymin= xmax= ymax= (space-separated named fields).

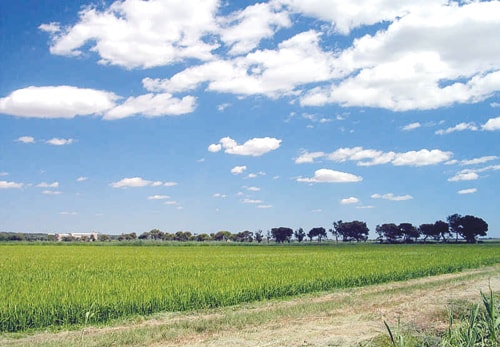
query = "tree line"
xmin=0 ymin=213 xmax=489 ymax=244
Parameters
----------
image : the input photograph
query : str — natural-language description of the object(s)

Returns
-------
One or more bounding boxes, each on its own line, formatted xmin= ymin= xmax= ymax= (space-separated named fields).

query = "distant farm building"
xmin=55 ymin=232 xmax=98 ymax=241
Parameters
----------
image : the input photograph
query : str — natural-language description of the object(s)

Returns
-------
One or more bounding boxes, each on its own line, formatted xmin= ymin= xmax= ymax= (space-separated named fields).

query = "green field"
xmin=1 ymin=242 xmax=499 ymax=333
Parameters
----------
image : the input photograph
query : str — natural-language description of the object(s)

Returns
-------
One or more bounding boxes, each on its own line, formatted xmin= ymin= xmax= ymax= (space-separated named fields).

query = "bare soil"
xmin=1 ymin=265 xmax=499 ymax=347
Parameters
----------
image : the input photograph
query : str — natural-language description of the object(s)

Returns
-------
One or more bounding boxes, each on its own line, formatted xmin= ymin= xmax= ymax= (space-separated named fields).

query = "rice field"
xmin=1 ymin=242 xmax=499 ymax=333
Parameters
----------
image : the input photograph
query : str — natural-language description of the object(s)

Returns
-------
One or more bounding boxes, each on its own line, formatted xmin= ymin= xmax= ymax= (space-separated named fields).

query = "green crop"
xmin=0 ymin=243 xmax=498 ymax=332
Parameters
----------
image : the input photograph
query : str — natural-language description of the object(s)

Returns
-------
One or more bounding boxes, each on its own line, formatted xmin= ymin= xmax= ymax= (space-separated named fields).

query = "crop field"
xmin=1 ymin=243 xmax=499 ymax=333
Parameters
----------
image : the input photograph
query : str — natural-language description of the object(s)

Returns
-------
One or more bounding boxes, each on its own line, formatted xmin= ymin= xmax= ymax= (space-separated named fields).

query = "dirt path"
xmin=2 ymin=265 xmax=499 ymax=347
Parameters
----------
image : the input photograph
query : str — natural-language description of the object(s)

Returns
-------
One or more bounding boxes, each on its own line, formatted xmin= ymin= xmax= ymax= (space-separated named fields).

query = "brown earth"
xmin=1 ymin=265 xmax=499 ymax=347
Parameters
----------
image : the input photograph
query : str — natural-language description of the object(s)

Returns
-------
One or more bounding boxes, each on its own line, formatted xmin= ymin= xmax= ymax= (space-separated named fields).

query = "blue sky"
xmin=1 ymin=0 xmax=499 ymax=237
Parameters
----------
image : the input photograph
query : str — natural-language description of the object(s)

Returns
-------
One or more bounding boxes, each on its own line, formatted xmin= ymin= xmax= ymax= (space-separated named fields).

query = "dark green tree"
xmin=308 ymin=227 xmax=327 ymax=242
xmin=271 ymin=227 xmax=293 ymax=243
xmin=294 ymin=228 xmax=306 ymax=242
xmin=399 ymin=223 xmax=419 ymax=243
xmin=336 ymin=221 xmax=369 ymax=242
xmin=434 ymin=220 xmax=450 ymax=242
xmin=376 ymin=223 xmax=402 ymax=243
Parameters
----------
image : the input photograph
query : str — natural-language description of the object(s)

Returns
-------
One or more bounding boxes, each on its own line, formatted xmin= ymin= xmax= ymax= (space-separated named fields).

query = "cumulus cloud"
xmin=104 ymin=93 xmax=196 ymax=120
xmin=341 ymin=197 xmax=359 ymax=204
xmin=209 ymin=137 xmax=281 ymax=156
xmin=301 ymin=147 xmax=453 ymax=167
xmin=371 ymin=193 xmax=413 ymax=201
xmin=0 ymin=180 xmax=23 ymax=189
xmin=16 ymin=136 xmax=35 ymax=144
xmin=402 ymin=122 xmax=421 ymax=131
xmin=460 ymin=156 xmax=498 ymax=166
xmin=295 ymin=151 xmax=325 ymax=164
xmin=482 ymin=116 xmax=500 ymax=130
xmin=231 ymin=165 xmax=247 ymax=175
xmin=110 ymin=177 xmax=175 ymax=188
xmin=458 ymin=188 xmax=477 ymax=195
xmin=46 ymin=138 xmax=74 ymax=146
xmin=448 ymin=172 xmax=479 ymax=182
xmin=297 ymin=169 xmax=362 ymax=183
xmin=0 ymin=86 xmax=118 ymax=118
xmin=435 ymin=122 xmax=478 ymax=135
xmin=76 ymin=177 xmax=88 ymax=182
xmin=41 ymin=0 xmax=220 ymax=69
xmin=147 ymin=195 xmax=170 ymax=200
xmin=37 ymin=182 xmax=59 ymax=188
xmin=242 ymin=198 xmax=263 ymax=204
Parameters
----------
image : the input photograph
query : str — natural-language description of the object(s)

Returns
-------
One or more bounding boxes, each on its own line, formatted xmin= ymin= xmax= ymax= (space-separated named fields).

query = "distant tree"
xmin=434 ymin=220 xmax=450 ymax=242
xmin=376 ymin=223 xmax=402 ymax=243
xmin=232 ymin=230 xmax=253 ymax=242
xmin=149 ymin=228 xmax=164 ymax=240
xmin=98 ymin=234 xmax=111 ymax=242
xmin=214 ymin=231 xmax=232 ymax=242
xmin=336 ymin=221 xmax=369 ymax=242
xmin=447 ymin=213 xmax=462 ymax=243
xmin=195 ymin=233 xmax=211 ymax=242
xmin=161 ymin=232 xmax=175 ymax=241
xmin=254 ymin=230 xmax=263 ymax=243
xmin=138 ymin=231 xmax=150 ymax=240
xmin=331 ymin=220 xmax=342 ymax=243
xmin=454 ymin=215 xmax=488 ymax=243
xmin=399 ymin=223 xmax=419 ymax=243
xmin=271 ymin=227 xmax=293 ymax=243
xmin=308 ymin=227 xmax=327 ymax=242
xmin=419 ymin=223 xmax=439 ymax=242
xmin=294 ymin=228 xmax=306 ymax=242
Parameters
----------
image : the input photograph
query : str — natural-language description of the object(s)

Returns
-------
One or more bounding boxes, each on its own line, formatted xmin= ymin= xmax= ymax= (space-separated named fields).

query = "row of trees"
xmin=120 ymin=213 xmax=488 ymax=244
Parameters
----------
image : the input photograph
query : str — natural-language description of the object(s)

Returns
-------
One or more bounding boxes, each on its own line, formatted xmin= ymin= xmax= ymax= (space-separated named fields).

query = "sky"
xmin=1 ymin=0 xmax=499 ymax=238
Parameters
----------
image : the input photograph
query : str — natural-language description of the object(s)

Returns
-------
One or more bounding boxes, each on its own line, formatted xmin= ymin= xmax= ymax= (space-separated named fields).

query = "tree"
xmin=214 ymin=231 xmax=231 ymax=242
xmin=254 ymin=230 xmax=263 ymax=243
xmin=447 ymin=213 xmax=462 ymax=242
xmin=452 ymin=215 xmax=488 ymax=243
xmin=335 ymin=221 xmax=369 ymax=242
xmin=419 ymin=223 xmax=439 ymax=242
xmin=149 ymin=228 xmax=164 ymax=240
xmin=399 ymin=223 xmax=419 ymax=243
xmin=271 ymin=227 xmax=293 ymax=243
xmin=308 ymin=227 xmax=327 ymax=242
xmin=376 ymin=223 xmax=402 ymax=243
xmin=294 ymin=228 xmax=306 ymax=242
xmin=232 ymin=230 xmax=253 ymax=242
xmin=434 ymin=220 xmax=450 ymax=242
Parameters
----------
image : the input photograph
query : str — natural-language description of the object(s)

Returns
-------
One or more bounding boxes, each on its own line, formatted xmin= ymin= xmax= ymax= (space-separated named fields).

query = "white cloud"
xmin=371 ymin=193 xmax=413 ymax=201
xmin=231 ymin=165 xmax=247 ymax=175
xmin=210 ymin=137 xmax=281 ymax=157
xmin=297 ymin=169 xmax=362 ymax=183
xmin=448 ymin=172 xmax=479 ymax=182
xmin=324 ymin=147 xmax=452 ymax=167
xmin=295 ymin=150 xmax=325 ymax=164
xmin=16 ymin=136 xmax=35 ymax=144
xmin=76 ymin=177 xmax=88 ymax=182
xmin=257 ymin=205 xmax=273 ymax=209
xmin=246 ymin=186 xmax=261 ymax=192
xmin=460 ymin=156 xmax=498 ymax=166
xmin=46 ymin=138 xmax=74 ymax=146
xmin=299 ymin=1 xmax=500 ymax=111
xmin=143 ymin=30 xmax=338 ymax=98
xmin=213 ymin=193 xmax=227 ymax=198
xmin=110 ymin=177 xmax=173 ymax=188
xmin=0 ymin=86 xmax=118 ymax=118
xmin=37 ymin=182 xmax=59 ymax=188
xmin=278 ymin=0 xmax=435 ymax=34
xmin=41 ymin=0 xmax=220 ymax=69
xmin=164 ymin=200 xmax=178 ymax=205
xmin=208 ymin=143 xmax=222 ymax=153
xmin=0 ymin=172 xmax=8 ymax=176
xmin=435 ymin=122 xmax=478 ymax=135
xmin=59 ymin=211 xmax=78 ymax=215
xmin=147 ymin=195 xmax=170 ymax=200
xmin=391 ymin=149 xmax=453 ymax=167
xmin=458 ymin=188 xmax=477 ymax=195
xmin=402 ymin=122 xmax=421 ymax=131
xmin=341 ymin=197 xmax=359 ymax=204
xmin=217 ymin=103 xmax=231 ymax=111
xmin=482 ymin=116 xmax=500 ymax=131
xmin=219 ymin=2 xmax=291 ymax=55
xmin=0 ymin=180 xmax=23 ymax=189
xmin=42 ymin=190 xmax=62 ymax=195
xmin=104 ymin=93 xmax=196 ymax=120
xmin=242 ymin=198 xmax=263 ymax=204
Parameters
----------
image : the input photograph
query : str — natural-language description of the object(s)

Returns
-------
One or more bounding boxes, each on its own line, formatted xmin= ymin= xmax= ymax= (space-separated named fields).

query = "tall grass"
xmin=0 ymin=243 xmax=499 ymax=332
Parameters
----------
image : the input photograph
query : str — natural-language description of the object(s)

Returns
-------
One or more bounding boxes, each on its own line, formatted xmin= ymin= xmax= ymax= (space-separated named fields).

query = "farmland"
xmin=1 ymin=243 xmax=499 ymax=333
